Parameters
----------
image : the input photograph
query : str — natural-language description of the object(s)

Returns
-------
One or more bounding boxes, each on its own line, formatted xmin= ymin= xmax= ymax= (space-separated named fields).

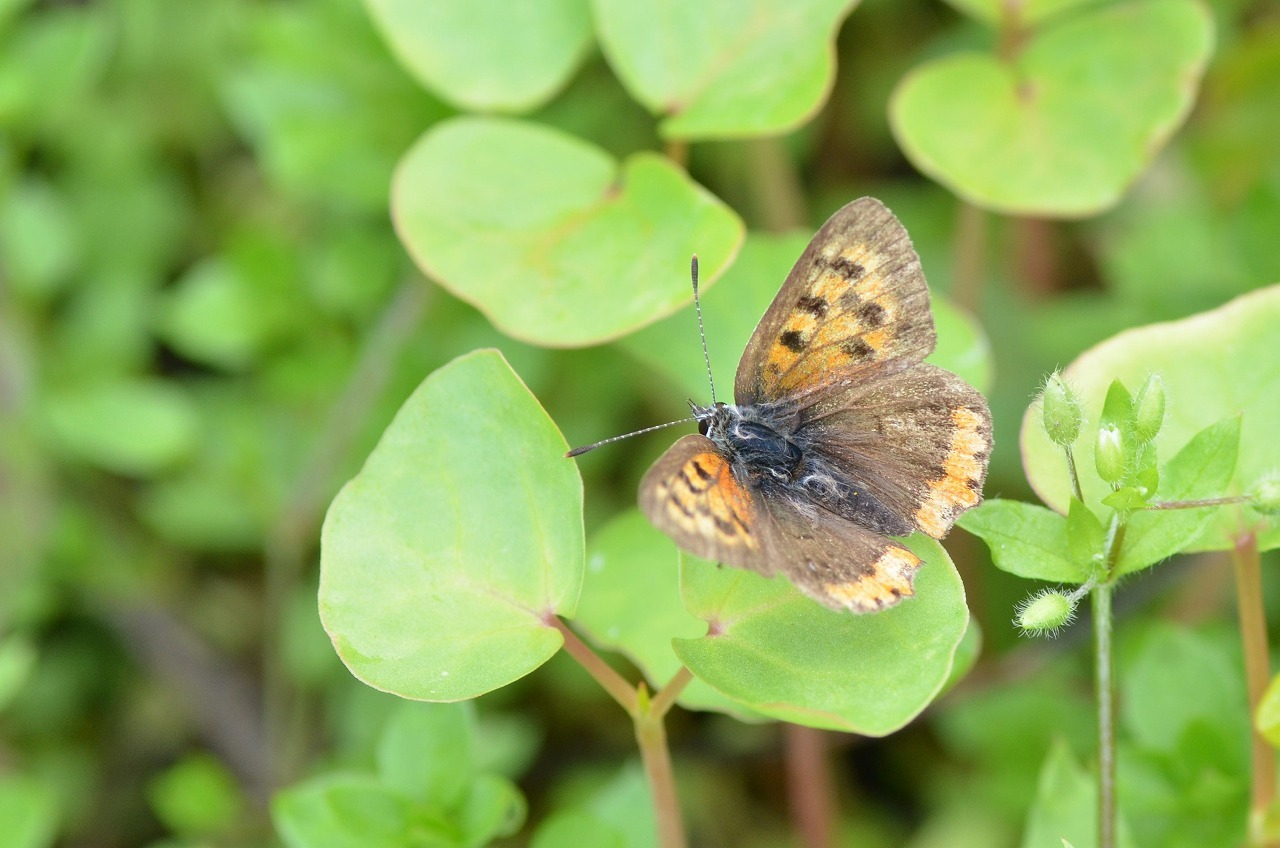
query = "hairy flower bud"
xmin=1042 ymin=372 xmax=1083 ymax=446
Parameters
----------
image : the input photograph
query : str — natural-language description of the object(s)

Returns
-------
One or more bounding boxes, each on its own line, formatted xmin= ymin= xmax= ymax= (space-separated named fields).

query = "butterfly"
xmin=572 ymin=198 xmax=992 ymax=613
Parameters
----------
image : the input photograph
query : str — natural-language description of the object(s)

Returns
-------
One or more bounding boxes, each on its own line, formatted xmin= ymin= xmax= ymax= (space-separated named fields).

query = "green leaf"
xmin=959 ymin=499 xmax=1084 ymax=583
xmin=221 ymin=1 xmax=452 ymax=213
xmin=1101 ymin=487 xmax=1147 ymax=511
xmin=273 ymin=774 xmax=454 ymax=848
xmin=592 ymin=0 xmax=859 ymax=139
xmin=891 ymin=0 xmax=1213 ymax=216
xmin=1021 ymin=740 xmax=1138 ymax=848
xmin=673 ymin=534 xmax=967 ymax=734
xmin=0 ymin=6 xmax=112 ymax=132
xmin=1023 ymin=284 xmax=1280 ymax=552
xmin=0 ymin=775 xmax=57 ymax=848
xmin=147 ymin=754 xmax=243 ymax=838
xmin=574 ymin=510 xmax=758 ymax=717
xmin=1115 ymin=417 xmax=1240 ymax=576
xmin=940 ymin=0 xmax=1096 ymax=27
xmin=364 ymin=0 xmax=592 ymax=112
xmin=456 ymin=774 xmax=526 ymax=847
xmin=0 ymin=178 xmax=80 ymax=298
xmin=1066 ymin=499 xmax=1106 ymax=575
xmin=42 ymin=378 xmax=199 ymax=476
xmin=319 ymin=350 xmax=583 ymax=701
xmin=623 ymin=231 xmax=993 ymax=400
xmin=392 ymin=117 xmax=743 ymax=347
xmin=376 ymin=703 xmax=474 ymax=806
xmin=532 ymin=811 xmax=627 ymax=848
xmin=1120 ymin=622 xmax=1245 ymax=760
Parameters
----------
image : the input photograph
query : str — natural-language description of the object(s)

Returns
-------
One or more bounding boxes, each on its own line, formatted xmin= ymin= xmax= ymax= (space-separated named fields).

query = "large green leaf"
xmin=891 ymin=0 xmax=1213 ymax=217
xmin=320 ymin=350 xmax=583 ymax=700
xmin=1021 ymin=285 xmax=1280 ymax=552
xmin=673 ymin=534 xmax=967 ymax=734
xmin=592 ymin=0 xmax=858 ymax=139
xmin=392 ymin=117 xmax=743 ymax=347
xmin=364 ymin=0 xmax=592 ymax=112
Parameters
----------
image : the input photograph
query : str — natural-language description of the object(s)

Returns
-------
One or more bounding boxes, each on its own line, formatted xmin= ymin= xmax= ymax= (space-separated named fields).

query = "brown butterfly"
xmin=572 ymin=198 xmax=992 ymax=612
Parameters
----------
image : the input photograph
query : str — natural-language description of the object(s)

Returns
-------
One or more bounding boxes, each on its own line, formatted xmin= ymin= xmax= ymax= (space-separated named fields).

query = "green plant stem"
xmin=636 ymin=695 xmax=688 ymax=848
xmin=1092 ymin=512 xmax=1127 ymax=848
xmin=547 ymin=616 xmax=637 ymax=713
xmin=1065 ymin=445 xmax=1084 ymax=503
xmin=1231 ymin=531 xmax=1277 ymax=843
xmin=1092 ymin=581 xmax=1116 ymax=848
xmin=650 ymin=666 xmax=695 ymax=718
xmin=1145 ymin=495 xmax=1251 ymax=510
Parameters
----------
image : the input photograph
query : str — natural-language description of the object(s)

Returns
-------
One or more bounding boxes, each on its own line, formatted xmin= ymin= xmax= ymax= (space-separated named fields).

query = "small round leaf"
xmin=364 ymin=0 xmax=592 ymax=112
xmin=592 ymin=0 xmax=859 ymax=139
xmin=320 ymin=350 xmax=583 ymax=701
xmin=891 ymin=0 xmax=1213 ymax=217
xmin=393 ymin=117 xmax=743 ymax=347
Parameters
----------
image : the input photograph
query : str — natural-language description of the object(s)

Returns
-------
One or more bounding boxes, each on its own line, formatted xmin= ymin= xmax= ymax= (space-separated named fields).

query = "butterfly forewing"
xmin=639 ymin=435 xmax=776 ymax=575
xmin=735 ymin=197 xmax=936 ymax=406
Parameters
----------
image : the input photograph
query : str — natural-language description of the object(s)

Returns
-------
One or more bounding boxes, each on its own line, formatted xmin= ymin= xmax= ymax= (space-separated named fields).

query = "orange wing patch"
xmin=819 ymin=544 xmax=920 ymax=612
xmin=915 ymin=407 xmax=991 ymax=538
xmin=763 ymin=243 xmax=915 ymax=395
xmin=654 ymin=451 xmax=759 ymax=552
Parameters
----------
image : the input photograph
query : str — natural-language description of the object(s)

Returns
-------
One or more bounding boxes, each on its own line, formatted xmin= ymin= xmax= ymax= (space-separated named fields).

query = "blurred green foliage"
xmin=2 ymin=0 xmax=1278 ymax=846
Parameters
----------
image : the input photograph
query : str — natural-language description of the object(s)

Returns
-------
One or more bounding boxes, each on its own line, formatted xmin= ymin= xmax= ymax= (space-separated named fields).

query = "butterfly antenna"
xmin=691 ymin=255 xmax=717 ymax=404
xmin=565 ymin=416 xmax=695 ymax=458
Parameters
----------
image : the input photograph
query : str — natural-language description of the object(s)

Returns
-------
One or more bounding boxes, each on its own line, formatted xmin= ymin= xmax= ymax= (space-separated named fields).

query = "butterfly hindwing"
xmin=638 ymin=435 xmax=775 ymax=576
xmin=760 ymin=495 xmax=923 ymax=612
xmin=799 ymin=363 xmax=992 ymax=539
xmin=735 ymin=197 xmax=936 ymax=405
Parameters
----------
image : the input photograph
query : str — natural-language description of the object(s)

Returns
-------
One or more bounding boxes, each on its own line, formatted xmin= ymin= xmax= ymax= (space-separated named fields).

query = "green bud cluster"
xmin=1249 ymin=473 xmax=1280 ymax=516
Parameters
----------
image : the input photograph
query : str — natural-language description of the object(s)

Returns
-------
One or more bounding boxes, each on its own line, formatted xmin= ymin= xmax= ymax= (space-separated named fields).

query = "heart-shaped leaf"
xmin=363 ymin=0 xmax=592 ymax=112
xmin=393 ymin=117 xmax=743 ymax=347
xmin=891 ymin=0 xmax=1213 ymax=217
xmin=319 ymin=350 xmax=583 ymax=701
xmin=592 ymin=0 xmax=859 ymax=139
xmin=673 ymin=534 xmax=967 ymax=735
xmin=1021 ymin=285 xmax=1280 ymax=553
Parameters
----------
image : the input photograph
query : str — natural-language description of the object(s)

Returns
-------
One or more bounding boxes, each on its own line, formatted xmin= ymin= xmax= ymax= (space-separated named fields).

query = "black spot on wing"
xmin=779 ymin=330 xmax=807 ymax=353
xmin=857 ymin=301 xmax=887 ymax=327
xmin=797 ymin=295 xmax=829 ymax=317
xmin=841 ymin=338 xmax=875 ymax=359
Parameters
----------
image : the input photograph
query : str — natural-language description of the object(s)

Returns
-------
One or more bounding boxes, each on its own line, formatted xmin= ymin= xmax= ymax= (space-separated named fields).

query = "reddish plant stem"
xmin=549 ymin=616 xmax=691 ymax=848
xmin=1231 ymin=532 xmax=1277 ymax=843
xmin=785 ymin=724 xmax=836 ymax=848
xmin=547 ymin=616 xmax=637 ymax=713
xmin=1145 ymin=496 xmax=1250 ymax=510
xmin=951 ymin=200 xmax=988 ymax=314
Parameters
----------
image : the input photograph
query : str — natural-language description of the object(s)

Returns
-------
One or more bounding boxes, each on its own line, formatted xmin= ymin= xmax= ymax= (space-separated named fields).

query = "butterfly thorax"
xmin=693 ymin=401 xmax=804 ymax=483
xmin=692 ymin=400 xmax=913 ymax=537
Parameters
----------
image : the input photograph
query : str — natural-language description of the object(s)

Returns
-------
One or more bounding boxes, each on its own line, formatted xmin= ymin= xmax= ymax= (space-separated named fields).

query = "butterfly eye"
xmin=698 ymin=418 xmax=711 ymax=436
